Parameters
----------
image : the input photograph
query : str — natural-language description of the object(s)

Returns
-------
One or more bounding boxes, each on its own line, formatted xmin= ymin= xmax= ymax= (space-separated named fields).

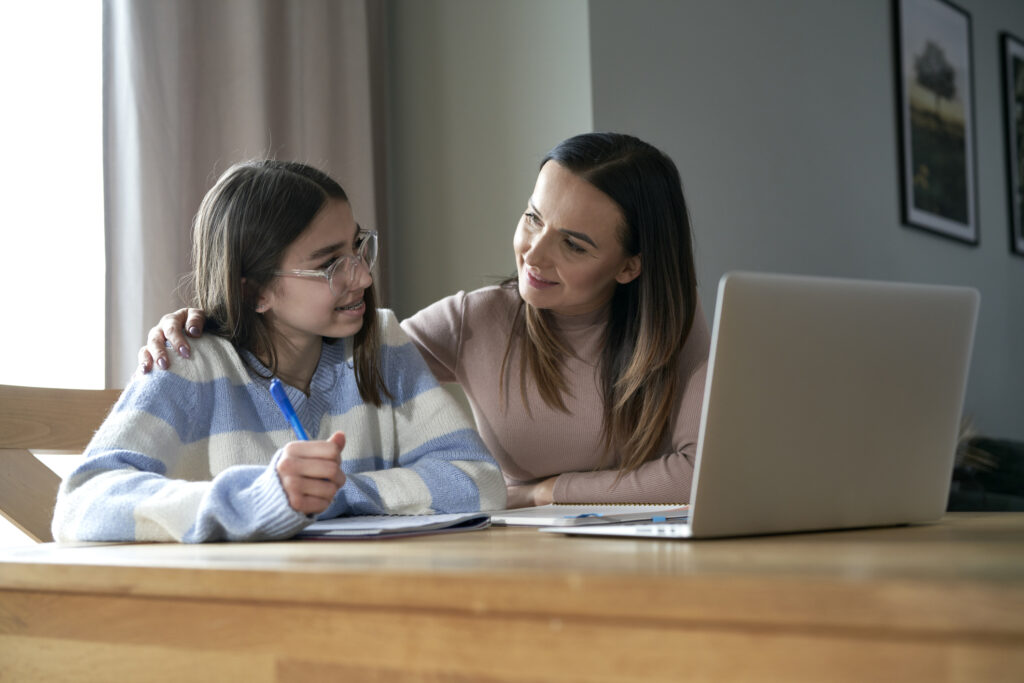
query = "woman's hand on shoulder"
xmin=138 ymin=308 xmax=207 ymax=373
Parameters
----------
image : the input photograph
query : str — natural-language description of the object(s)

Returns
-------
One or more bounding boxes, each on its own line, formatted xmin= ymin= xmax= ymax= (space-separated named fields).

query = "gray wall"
xmin=387 ymin=0 xmax=592 ymax=317
xmin=588 ymin=0 xmax=1023 ymax=440
xmin=388 ymin=0 xmax=1023 ymax=441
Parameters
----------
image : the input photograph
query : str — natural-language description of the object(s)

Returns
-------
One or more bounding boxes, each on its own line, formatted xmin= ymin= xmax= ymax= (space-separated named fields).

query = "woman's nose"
xmin=524 ymin=227 xmax=555 ymax=263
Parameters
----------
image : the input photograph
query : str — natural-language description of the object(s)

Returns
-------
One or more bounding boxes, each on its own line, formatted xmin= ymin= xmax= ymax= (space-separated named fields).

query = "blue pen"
xmin=269 ymin=378 xmax=309 ymax=440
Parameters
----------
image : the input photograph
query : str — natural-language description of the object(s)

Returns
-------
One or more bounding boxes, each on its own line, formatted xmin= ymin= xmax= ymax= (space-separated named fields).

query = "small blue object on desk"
xmin=269 ymin=378 xmax=309 ymax=440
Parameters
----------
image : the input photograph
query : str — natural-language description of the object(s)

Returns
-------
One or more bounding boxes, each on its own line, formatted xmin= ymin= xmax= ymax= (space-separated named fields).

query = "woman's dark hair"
xmin=502 ymin=132 xmax=698 ymax=474
xmin=189 ymin=159 xmax=390 ymax=405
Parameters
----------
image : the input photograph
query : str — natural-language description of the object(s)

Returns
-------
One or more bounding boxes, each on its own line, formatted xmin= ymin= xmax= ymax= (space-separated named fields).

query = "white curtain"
xmin=103 ymin=0 xmax=388 ymax=389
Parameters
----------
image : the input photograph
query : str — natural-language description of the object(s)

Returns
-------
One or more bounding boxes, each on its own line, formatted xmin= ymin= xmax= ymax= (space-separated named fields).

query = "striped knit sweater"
xmin=52 ymin=310 xmax=506 ymax=543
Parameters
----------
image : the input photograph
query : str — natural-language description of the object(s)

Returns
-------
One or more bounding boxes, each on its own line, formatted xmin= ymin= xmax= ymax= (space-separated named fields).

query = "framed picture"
xmin=1003 ymin=32 xmax=1024 ymax=256
xmin=895 ymin=0 xmax=978 ymax=244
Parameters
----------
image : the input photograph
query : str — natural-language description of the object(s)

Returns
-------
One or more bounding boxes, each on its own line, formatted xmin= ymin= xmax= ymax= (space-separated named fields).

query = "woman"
xmin=141 ymin=133 xmax=710 ymax=507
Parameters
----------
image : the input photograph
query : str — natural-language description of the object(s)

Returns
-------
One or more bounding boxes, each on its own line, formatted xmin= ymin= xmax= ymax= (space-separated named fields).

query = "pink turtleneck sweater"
xmin=401 ymin=286 xmax=711 ymax=504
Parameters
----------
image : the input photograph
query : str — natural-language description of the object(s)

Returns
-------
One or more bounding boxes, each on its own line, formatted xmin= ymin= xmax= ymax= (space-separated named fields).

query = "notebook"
xmin=543 ymin=272 xmax=979 ymax=540
xmin=295 ymin=512 xmax=490 ymax=539
xmin=491 ymin=503 xmax=690 ymax=527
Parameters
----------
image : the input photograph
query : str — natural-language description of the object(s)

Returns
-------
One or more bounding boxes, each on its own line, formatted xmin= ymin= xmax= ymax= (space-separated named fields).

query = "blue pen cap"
xmin=269 ymin=378 xmax=309 ymax=440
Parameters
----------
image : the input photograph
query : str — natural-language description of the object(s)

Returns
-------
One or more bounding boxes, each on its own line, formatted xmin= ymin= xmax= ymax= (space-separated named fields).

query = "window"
xmin=0 ymin=1 xmax=103 ymax=546
xmin=0 ymin=1 xmax=104 ymax=390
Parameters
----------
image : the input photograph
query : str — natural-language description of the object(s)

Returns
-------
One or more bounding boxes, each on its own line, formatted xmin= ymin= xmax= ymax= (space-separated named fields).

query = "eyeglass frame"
xmin=273 ymin=229 xmax=378 ymax=296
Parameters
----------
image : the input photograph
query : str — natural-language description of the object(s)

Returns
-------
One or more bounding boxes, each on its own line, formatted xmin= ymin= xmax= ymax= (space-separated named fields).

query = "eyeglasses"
xmin=274 ymin=230 xmax=378 ymax=295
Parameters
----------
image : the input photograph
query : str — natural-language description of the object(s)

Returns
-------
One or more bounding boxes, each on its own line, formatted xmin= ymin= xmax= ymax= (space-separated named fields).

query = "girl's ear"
xmin=244 ymin=277 xmax=272 ymax=314
xmin=615 ymin=254 xmax=642 ymax=285
xmin=255 ymin=289 xmax=273 ymax=314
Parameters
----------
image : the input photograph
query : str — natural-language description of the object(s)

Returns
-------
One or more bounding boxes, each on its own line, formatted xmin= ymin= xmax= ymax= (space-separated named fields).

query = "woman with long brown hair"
xmin=142 ymin=133 xmax=710 ymax=507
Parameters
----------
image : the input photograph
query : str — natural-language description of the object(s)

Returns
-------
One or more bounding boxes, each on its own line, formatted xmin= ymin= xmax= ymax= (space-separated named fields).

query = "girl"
xmin=142 ymin=133 xmax=710 ymax=508
xmin=53 ymin=160 xmax=505 ymax=543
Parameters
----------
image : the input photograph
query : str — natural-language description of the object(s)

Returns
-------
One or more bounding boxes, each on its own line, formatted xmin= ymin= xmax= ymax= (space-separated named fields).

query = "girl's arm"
xmin=319 ymin=313 xmax=506 ymax=518
xmin=52 ymin=348 xmax=332 ymax=543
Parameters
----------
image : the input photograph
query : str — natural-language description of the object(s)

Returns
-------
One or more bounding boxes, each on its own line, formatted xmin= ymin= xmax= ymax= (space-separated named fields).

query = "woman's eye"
xmin=320 ymin=257 xmax=339 ymax=270
xmin=524 ymin=212 xmax=540 ymax=227
xmin=564 ymin=238 xmax=586 ymax=254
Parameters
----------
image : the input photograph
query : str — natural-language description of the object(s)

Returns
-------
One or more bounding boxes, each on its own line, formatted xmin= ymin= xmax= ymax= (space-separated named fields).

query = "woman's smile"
xmin=525 ymin=269 xmax=558 ymax=289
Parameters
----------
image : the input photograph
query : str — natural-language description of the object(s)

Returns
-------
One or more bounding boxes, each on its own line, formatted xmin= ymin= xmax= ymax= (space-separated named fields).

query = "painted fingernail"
xmin=179 ymin=345 xmax=191 ymax=359
xmin=188 ymin=326 xmax=201 ymax=337
xmin=157 ymin=357 xmax=168 ymax=370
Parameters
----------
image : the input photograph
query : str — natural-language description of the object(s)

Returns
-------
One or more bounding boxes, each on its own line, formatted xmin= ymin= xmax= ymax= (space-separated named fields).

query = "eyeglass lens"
xmin=330 ymin=232 xmax=377 ymax=293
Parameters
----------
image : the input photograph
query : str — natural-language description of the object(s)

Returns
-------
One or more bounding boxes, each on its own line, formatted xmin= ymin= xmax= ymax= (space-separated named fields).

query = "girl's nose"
xmin=354 ymin=259 xmax=374 ymax=289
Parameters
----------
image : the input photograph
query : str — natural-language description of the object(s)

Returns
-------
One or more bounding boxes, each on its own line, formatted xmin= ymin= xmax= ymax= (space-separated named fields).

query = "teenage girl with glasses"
xmin=52 ymin=160 xmax=505 ymax=543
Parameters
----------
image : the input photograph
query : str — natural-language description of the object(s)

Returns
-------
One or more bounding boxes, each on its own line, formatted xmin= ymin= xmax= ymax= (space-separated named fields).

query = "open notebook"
xmin=295 ymin=512 xmax=489 ymax=539
xmin=491 ymin=504 xmax=689 ymax=527
xmin=544 ymin=272 xmax=979 ymax=540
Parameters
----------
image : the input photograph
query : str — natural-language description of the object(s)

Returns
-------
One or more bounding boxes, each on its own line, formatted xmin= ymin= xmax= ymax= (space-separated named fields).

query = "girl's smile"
xmin=335 ymin=298 xmax=366 ymax=316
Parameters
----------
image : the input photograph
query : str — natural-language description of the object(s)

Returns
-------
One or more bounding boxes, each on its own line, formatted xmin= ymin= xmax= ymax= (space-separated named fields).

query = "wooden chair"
xmin=0 ymin=384 xmax=122 ymax=542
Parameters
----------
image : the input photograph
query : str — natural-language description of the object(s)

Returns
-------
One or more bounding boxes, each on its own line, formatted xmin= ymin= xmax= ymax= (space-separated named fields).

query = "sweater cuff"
xmin=241 ymin=450 xmax=313 ymax=539
xmin=551 ymin=473 xmax=571 ymax=504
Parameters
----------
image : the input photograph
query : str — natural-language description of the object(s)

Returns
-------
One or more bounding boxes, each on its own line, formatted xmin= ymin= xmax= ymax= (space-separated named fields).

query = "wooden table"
xmin=1 ymin=512 xmax=1022 ymax=682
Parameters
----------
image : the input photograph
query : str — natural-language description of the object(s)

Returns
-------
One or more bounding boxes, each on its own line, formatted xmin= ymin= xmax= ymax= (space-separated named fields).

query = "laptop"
xmin=543 ymin=271 xmax=980 ymax=540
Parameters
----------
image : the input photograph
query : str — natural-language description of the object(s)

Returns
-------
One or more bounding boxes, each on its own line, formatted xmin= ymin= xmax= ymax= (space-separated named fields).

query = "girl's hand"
xmin=138 ymin=308 xmax=207 ymax=373
xmin=504 ymin=476 xmax=557 ymax=509
xmin=276 ymin=431 xmax=347 ymax=515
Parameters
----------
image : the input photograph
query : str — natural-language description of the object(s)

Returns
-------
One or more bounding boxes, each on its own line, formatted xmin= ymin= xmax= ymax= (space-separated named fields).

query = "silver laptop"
xmin=544 ymin=272 xmax=980 ymax=539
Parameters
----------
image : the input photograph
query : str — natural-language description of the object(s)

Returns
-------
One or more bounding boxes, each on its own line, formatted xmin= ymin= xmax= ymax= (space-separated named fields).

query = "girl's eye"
xmin=319 ymin=256 xmax=339 ymax=270
xmin=524 ymin=212 xmax=540 ymax=227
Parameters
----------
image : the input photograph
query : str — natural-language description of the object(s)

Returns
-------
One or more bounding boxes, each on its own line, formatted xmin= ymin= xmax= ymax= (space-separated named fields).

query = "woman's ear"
xmin=615 ymin=254 xmax=642 ymax=285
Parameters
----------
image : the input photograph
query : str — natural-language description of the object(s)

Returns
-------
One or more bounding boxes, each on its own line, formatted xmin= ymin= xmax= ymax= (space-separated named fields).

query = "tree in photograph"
xmin=915 ymin=41 xmax=956 ymax=118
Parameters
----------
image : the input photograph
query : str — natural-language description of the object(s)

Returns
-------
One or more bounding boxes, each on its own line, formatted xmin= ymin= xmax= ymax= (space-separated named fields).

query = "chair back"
xmin=0 ymin=384 xmax=122 ymax=542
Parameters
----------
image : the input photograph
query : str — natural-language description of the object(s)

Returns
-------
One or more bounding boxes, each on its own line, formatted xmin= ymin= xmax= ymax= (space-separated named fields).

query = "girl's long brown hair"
xmin=501 ymin=133 xmax=698 ymax=475
xmin=189 ymin=160 xmax=391 ymax=405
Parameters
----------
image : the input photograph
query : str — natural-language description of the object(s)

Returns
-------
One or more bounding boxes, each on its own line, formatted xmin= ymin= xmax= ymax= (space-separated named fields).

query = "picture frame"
xmin=894 ymin=0 xmax=978 ymax=244
xmin=1003 ymin=32 xmax=1024 ymax=256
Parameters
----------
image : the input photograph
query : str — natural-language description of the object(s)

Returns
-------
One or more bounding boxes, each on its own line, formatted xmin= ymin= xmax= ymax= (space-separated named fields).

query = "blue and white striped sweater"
xmin=52 ymin=310 xmax=506 ymax=542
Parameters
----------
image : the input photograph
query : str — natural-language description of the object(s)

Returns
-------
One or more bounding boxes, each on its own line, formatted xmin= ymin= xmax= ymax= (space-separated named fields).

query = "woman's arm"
xmin=142 ymin=288 xmax=468 ymax=379
xmin=550 ymin=450 xmax=697 ymax=505
xmin=549 ymin=309 xmax=712 ymax=505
